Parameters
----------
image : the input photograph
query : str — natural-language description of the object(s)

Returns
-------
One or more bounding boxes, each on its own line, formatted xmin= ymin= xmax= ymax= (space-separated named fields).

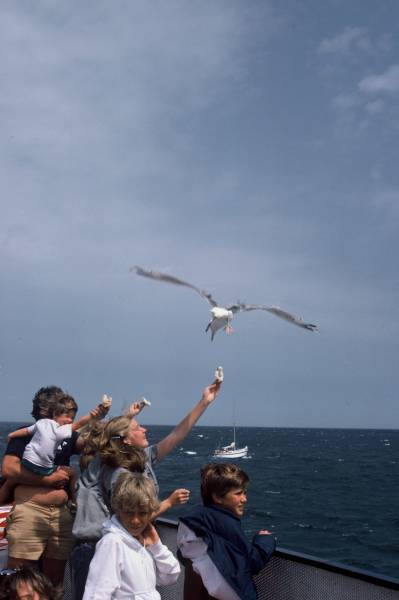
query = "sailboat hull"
xmin=213 ymin=446 xmax=248 ymax=458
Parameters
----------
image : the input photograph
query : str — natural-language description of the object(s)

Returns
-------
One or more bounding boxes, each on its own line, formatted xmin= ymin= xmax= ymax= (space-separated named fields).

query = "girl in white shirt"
xmin=82 ymin=471 xmax=180 ymax=600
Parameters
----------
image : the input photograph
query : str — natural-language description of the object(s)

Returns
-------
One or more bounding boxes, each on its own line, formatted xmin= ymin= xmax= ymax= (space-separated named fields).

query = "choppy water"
xmin=1 ymin=423 xmax=398 ymax=579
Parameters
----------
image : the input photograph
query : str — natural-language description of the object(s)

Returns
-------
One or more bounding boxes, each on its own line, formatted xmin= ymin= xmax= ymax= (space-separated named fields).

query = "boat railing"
xmin=156 ymin=518 xmax=399 ymax=600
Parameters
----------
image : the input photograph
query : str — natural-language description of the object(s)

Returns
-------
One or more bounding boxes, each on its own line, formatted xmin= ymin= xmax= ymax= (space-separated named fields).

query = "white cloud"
xmin=359 ymin=64 xmax=399 ymax=94
xmin=318 ymin=27 xmax=370 ymax=56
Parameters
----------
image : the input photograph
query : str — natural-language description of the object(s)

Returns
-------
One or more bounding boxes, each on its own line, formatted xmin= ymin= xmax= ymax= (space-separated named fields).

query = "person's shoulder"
xmin=180 ymin=503 xmax=208 ymax=522
xmin=144 ymin=444 xmax=157 ymax=463
xmin=95 ymin=529 xmax=122 ymax=551
xmin=36 ymin=419 xmax=56 ymax=430
xmin=108 ymin=466 xmax=129 ymax=490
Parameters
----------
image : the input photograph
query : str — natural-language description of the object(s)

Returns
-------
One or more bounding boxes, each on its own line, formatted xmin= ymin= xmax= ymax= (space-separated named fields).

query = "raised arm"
xmin=7 ymin=427 xmax=31 ymax=441
xmin=152 ymin=488 xmax=190 ymax=519
xmin=156 ymin=382 xmax=221 ymax=461
xmin=71 ymin=413 xmax=93 ymax=431
xmin=72 ymin=403 xmax=110 ymax=432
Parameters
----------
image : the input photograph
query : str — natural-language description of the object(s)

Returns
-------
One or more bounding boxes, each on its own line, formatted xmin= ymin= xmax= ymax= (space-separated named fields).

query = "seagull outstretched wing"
xmin=237 ymin=304 xmax=318 ymax=332
xmin=132 ymin=266 xmax=219 ymax=307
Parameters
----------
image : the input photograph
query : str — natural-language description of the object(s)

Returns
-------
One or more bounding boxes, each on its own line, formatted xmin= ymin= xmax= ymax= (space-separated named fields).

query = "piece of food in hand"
xmin=101 ymin=394 xmax=113 ymax=408
xmin=140 ymin=397 xmax=151 ymax=407
xmin=214 ymin=366 xmax=224 ymax=383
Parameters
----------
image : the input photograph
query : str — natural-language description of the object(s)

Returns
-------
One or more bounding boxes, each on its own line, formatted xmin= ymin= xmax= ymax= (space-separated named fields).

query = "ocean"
xmin=1 ymin=423 xmax=398 ymax=579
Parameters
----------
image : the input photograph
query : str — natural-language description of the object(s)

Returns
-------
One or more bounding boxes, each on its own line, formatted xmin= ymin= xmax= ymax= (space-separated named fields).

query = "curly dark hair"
xmin=0 ymin=566 xmax=62 ymax=600
xmin=31 ymin=386 xmax=77 ymax=421
xmin=31 ymin=386 xmax=64 ymax=420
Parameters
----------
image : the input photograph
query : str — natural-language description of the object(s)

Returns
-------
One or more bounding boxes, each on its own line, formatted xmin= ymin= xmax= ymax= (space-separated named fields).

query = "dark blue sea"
xmin=1 ymin=423 xmax=398 ymax=579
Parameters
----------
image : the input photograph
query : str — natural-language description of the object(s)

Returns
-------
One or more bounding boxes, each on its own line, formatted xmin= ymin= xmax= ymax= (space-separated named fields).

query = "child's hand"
xmin=258 ymin=529 xmax=273 ymax=535
xmin=90 ymin=404 xmax=109 ymax=420
xmin=168 ymin=488 xmax=190 ymax=506
xmin=142 ymin=523 xmax=160 ymax=546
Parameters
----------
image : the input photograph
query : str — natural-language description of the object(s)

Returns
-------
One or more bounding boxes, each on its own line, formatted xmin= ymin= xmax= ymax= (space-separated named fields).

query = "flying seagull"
xmin=131 ymin=266 xmax=318 ymax=341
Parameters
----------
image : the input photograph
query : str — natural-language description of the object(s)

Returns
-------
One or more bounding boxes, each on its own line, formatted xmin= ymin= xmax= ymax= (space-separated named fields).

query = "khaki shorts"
xmin=6 ymin=500 xmax=74 ymax=561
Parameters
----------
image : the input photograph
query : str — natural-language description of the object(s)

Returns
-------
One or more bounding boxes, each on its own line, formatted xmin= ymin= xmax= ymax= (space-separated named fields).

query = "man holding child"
xmin=1 ymin=386 xmax=108 ymax=585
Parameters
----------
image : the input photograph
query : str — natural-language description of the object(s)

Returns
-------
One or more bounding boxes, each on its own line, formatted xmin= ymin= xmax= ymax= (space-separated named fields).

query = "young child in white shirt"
xmin=83 ymin=471 xmax=180 ymax=600
xmin=8 ymin=398 xmax=100 ymax=476
xmin=7 ymin=396 xmax=104 ymax=508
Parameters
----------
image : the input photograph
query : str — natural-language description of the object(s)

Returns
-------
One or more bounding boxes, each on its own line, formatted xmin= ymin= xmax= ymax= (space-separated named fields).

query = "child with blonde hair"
xmin=83 ymin=471 xmax=180 ymax=599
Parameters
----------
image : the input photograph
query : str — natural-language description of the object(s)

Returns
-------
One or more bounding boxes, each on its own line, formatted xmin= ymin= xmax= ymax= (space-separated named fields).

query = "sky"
xmin=1 ymin=0 xmax=398 ymax=428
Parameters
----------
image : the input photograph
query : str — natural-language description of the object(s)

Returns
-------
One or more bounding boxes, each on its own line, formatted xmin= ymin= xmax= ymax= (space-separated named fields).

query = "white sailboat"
xmin=213 ymin=425 xmax=248 ymax=459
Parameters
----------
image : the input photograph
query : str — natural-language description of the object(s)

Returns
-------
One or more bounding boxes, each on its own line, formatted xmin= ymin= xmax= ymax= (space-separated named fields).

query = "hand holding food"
xmin=214 ymin=366 xmax=224 ymax=383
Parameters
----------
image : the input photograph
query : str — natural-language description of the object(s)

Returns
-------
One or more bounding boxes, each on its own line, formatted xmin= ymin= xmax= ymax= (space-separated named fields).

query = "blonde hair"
xmin=79 ymin=420 xmax=107 ymax=471
xmin=111 ymin=472 xmax=160 ymax=515
xmin=99 ymin=416 xmax=146 ymax=472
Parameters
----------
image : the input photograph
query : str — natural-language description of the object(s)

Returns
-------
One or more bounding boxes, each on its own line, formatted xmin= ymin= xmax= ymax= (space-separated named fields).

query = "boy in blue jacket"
xmin=177 ymin=463 xmax=275 ymax=600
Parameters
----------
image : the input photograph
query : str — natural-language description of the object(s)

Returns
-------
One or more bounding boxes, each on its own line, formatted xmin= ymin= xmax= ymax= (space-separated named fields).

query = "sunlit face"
xmin=118 ymin=509 xmax=151 ymax=540
xmin=213 ymin=487 xmax=247 ymax=518
xmin=54 ymin=411 xmax=75 ymax=425
xmin=15 ymin=582 xmax=42 ymax=600
xmin=124 ymin=419 xmax=149 ymax=448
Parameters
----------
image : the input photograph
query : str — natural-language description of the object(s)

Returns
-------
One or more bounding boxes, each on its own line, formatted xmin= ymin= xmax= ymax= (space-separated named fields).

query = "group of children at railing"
xmin=0 ymin=381 xmax=275 ymax=600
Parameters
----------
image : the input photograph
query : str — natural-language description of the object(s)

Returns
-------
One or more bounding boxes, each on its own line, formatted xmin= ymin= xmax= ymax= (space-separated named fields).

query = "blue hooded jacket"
xmin=180 ymin=504 xmax=275 ymax=600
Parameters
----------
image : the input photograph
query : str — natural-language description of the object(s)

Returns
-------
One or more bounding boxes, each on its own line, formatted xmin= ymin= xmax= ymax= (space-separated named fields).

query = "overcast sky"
xmin=1 ymin=0 xmax=398 ymax=428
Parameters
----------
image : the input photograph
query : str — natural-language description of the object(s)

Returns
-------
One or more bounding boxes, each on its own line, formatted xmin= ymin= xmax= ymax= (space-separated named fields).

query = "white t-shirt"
xmin=23 ymin=419 xmax=73 ymax=468
xmin=177 ymin=522 xmax=240 ymax=600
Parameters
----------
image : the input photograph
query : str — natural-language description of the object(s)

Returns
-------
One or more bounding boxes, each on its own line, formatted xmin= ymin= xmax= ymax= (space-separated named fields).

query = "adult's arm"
xmin=156 ymin=382 xmax=221 ymax=461
xmin=1 ymin=455 xmax=69 ymax=488
xmin=0 ymin=478 xmax=15 ymax=504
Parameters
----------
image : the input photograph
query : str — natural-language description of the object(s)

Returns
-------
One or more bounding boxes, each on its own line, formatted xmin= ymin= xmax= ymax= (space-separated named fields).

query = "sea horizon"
xmin=1 ymin=421 xmax=398 ymax=432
